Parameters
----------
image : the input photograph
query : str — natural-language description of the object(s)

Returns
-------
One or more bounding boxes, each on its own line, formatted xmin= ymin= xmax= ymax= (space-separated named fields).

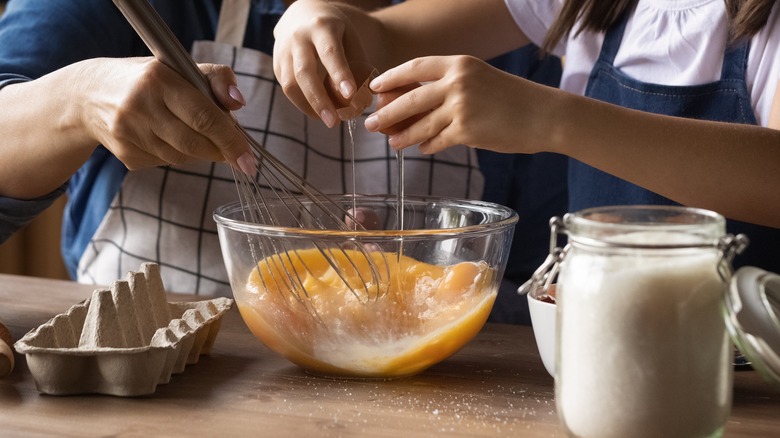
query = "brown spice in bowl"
xmin=535 ymin=284 xmax=557 ymax=304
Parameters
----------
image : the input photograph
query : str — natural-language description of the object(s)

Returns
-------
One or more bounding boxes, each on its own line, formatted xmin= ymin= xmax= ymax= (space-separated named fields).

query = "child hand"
xmin=374 ymin=83 xmax=428 ymax=135
xmin=365 ymin=55 xmax=546 ymax=155
xmin=273 ymin=0 xmax=370 ymax=127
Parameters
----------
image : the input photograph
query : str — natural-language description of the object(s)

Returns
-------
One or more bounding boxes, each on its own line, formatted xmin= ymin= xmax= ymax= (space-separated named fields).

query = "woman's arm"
xmin=0 ymin=0 xmax=255 ymax=200
xmin=0 ymin=58 xmax=250 ymax=200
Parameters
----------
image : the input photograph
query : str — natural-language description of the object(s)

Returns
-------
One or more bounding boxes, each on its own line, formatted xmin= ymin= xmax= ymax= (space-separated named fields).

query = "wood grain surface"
xmin=0 ymin=274 xmax=778 ymax=437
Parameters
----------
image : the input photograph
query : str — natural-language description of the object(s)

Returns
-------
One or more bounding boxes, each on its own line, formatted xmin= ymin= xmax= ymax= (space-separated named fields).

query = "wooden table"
xmin=1 ymin=274 xmax=778 ymax=437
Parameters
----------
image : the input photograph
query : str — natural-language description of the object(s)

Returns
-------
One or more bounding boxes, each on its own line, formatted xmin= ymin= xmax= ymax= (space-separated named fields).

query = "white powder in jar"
xmin=556 ymin=232 xmax=732 ymax=438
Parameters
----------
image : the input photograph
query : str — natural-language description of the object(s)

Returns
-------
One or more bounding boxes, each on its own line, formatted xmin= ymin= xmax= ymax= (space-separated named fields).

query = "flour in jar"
xmin=556 ymin=231 xmax=731 ymax=438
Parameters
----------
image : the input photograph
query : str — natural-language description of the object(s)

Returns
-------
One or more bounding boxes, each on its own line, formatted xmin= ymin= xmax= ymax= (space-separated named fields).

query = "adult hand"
xmin=365 ymin=55 xmax=551 ymax=155
xmin=78 ymin=57 xmax=251 ymax=172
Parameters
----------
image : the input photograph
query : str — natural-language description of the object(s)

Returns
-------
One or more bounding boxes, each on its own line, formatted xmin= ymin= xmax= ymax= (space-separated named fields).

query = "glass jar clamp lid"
xmin=728 ymin=266 xmax=780 ymax=387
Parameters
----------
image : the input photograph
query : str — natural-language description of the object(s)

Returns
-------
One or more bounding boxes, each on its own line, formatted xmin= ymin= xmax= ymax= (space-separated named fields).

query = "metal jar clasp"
xmin=518 ymin=217 xmax=567 ymax=296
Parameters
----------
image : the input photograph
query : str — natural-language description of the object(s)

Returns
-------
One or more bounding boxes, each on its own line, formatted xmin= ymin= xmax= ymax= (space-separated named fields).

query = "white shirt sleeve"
xmin=503 ymin=0 xmax=565 ymax=56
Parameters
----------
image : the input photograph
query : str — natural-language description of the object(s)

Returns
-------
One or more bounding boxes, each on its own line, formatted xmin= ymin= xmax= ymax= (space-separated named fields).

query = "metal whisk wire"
xmin=230 ymin=141 xmax=391 ymax=308
xmin=114 ymin=0 xmax=391 ymax=314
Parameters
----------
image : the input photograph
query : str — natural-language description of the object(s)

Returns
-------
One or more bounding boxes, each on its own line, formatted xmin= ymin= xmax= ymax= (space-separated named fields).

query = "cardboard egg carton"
xmin=14 ymin=263 xmax=233 ymax=396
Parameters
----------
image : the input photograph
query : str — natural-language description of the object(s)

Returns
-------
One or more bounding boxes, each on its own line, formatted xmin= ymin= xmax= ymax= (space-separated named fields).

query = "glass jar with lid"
xmin=524 ymin=205 xmax=748 ymax=438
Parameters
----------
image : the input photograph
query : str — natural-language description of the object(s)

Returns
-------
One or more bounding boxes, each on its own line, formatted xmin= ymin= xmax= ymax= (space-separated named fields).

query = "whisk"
xmin=112 ymin=0 xmax=391 ymax=314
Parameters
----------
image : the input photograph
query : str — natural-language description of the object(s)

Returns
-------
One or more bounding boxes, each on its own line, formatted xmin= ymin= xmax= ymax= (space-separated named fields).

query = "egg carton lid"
xmin=14 ymin=263 xmax=233 ymax=396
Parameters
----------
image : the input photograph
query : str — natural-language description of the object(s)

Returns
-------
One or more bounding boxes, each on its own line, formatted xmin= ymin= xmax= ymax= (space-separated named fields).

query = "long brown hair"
xmin=542 ymin=0 xmax=777 ymax=52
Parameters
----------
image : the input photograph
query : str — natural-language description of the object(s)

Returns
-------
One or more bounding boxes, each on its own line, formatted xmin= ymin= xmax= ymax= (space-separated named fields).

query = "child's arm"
xmin=367 ymin=55 xmax=780 ymax=228
xmin=553 ymin=88 xmax=780 ymax=229
xmin=272 ymin=0 xmax=528 ymax=127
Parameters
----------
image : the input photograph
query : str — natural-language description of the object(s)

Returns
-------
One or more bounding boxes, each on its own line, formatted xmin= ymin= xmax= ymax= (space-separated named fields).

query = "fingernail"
xmin=237 ymin=151 xmax=256 ymax=177
xmin=340 ymin=80 xmax=354 ymax=99
xmin=320 ymin=109 xmax=337 ymax=128
xmin=229 ymin=85 xmax=246 ymax=106
xmin=364 ymin=114 xmax=378 ymax=132
xmin=369 ymin=76 xmax=383 ymax=91
xmin=388 ymin=135 xmax=401 ymax=149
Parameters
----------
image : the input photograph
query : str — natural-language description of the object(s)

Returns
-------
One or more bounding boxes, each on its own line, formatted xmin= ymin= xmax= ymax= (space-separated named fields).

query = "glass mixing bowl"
xmin=214 ymin=194 xmax=517 ymax=378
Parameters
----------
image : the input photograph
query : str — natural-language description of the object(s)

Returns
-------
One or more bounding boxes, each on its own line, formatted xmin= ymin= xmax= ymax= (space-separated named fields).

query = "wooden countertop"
xmin=1 ymin=273 xmax=778 ymax=437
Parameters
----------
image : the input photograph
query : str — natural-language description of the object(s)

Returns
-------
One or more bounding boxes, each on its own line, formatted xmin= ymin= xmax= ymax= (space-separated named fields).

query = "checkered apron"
xmin=77 ymin=0 xmax=483 ymax=295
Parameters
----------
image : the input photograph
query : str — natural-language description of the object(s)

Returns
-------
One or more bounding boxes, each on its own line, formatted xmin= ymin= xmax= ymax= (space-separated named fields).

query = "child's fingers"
xmin=290 ymin=45 xmax=341 ymax=127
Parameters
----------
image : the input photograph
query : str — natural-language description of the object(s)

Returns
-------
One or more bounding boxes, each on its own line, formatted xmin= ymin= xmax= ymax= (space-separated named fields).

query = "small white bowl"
xmin=526 ymin=287 xmax=556 ymax=377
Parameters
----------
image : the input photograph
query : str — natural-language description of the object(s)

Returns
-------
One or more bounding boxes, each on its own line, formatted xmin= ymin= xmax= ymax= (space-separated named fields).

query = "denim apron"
xmin=572 ymin=7 xmax=779 ymax=272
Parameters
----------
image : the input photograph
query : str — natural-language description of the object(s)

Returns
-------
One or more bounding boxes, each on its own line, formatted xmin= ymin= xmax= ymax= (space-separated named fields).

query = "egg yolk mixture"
xmin=237 ymin=248 xmax=496 ymax=378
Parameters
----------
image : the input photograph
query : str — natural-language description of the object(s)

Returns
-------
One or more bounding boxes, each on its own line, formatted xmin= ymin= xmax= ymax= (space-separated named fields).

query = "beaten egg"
xmin=237 ymin=248 xmax=496 ymax=378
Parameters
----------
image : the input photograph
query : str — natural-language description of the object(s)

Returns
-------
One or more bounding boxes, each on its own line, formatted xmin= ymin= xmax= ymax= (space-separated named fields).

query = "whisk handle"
xmin=112 ymin=0 xmax=220 ymax=106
